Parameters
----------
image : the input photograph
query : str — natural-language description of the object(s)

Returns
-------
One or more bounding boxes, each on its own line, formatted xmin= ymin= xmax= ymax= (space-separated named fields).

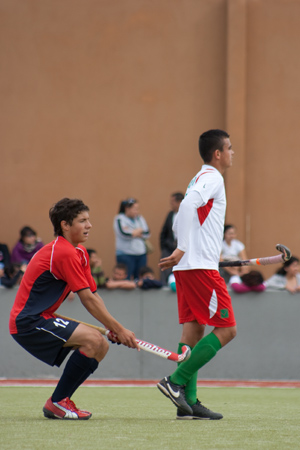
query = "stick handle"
xmin=54 ymin=314 xmax=188 ymax=362
xmin=54 ymin=313 xmax=108 ymax=335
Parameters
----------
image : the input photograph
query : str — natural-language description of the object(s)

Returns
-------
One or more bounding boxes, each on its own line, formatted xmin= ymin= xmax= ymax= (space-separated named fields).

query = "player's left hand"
xmin=158 ymin=248 xmax=185 ymax=271
xmin=107 ymin=331 xmax=121 ymax=345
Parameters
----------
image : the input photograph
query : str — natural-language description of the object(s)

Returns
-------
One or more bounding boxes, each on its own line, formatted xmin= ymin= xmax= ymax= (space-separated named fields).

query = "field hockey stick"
xmin=54 ymin=314 xmax=191 ymax=363
xmin=219 ymin=244 xmax=291 ymax=268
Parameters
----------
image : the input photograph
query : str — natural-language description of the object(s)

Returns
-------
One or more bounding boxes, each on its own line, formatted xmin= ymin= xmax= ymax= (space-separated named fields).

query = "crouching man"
xmin=9 ymin=198 xmax=138 ymax=420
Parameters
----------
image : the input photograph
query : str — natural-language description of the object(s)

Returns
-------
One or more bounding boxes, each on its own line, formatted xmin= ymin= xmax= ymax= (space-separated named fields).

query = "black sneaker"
xmin=176 ymin=399 xmax=223 ymax=420
xmin=157 ymin=376 xmax=193 ymax=415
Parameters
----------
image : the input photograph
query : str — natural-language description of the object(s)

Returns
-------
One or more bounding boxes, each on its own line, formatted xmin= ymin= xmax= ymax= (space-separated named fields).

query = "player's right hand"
xmin=116 ymin=328 xmax=139 ymax=350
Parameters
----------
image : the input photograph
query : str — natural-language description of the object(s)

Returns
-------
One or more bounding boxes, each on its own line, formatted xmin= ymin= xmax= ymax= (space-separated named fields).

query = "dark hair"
xmin=139 ymin=266 xmax=154 ymax=277
xmin=224 ymin=224 xmax=235 ymax=235
xmin=276 ymin=256 xmax=299 ymax=275
xmin=171 ymin=192 xmax=184 ymax=202
xmin=49 ymin=198 xmax=89 ymax=236
xmin=114 ymin=263 xmax=128 ymax=273
xmin=199 ymin=129 xmax=230 ymax=163
xmin=20 ymin=226 xmax=37 ymax=242
xmin=240 ymin=270 xmax=264 ymax=287
xmin=118 ymin=198 xmax=137 ymax=214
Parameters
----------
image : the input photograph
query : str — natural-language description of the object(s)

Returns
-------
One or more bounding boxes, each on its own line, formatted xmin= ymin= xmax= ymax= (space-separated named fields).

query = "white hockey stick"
xmin=54 ymin=314 xmax=191 ymax=363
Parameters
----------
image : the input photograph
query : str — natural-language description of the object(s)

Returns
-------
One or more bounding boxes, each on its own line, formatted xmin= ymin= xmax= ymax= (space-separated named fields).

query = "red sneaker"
xmin=43 ymin=397 xmax=92 ymax=420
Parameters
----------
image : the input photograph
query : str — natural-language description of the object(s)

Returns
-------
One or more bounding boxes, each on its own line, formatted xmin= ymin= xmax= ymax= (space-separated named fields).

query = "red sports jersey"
xmin=9 ymin=236 xmax=97 ymax=334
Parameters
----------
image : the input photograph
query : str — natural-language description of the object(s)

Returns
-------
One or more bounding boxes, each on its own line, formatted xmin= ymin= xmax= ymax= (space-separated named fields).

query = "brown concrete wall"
xmin=1 ymin=0 xmax=299 ymax=279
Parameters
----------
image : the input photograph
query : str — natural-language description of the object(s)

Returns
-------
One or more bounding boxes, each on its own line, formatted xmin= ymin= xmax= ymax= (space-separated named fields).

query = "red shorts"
xmin=174 ymin=269 xmax=236 ymax=328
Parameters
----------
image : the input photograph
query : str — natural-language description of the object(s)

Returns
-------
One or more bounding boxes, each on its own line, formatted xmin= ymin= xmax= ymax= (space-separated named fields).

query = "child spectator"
xmin=229 ymin=270 xmax=266 ymax=294
xmin=0 ymin=263 xmax=27 ymax=288
xmin=136 ymin=266 xmax=163 ymax=290
xmin=265 ymin=256 xmax=300 ymax=294
xmin=86 ymin=249 xmax=106 ymax=288
xmin=11 ymin=226 xmax=44 ymax=264
xmin=105 ymin=263 xmax=136 ymax=290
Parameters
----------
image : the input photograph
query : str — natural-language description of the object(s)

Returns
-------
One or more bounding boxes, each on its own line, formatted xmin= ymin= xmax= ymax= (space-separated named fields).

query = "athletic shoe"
xmin=43 ymin=397 xmax=92 ymax=420
xmin=157 ymin=376 xmax=193 ymax=415
xmin=176 ymin=399 xmax=223 ymax=420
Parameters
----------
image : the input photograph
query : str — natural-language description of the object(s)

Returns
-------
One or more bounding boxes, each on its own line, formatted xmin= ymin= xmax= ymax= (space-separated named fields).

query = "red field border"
xmin=1 ymin=379 xmax=300 ymax=388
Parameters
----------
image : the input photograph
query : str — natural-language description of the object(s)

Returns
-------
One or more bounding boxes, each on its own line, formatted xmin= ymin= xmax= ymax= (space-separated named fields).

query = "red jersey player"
xmin=9 ymin=198 xmax=138 ymax=420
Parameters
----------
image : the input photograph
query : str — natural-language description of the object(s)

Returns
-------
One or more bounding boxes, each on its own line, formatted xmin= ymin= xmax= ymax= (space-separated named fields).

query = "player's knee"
xmin=86 ymin=332 xmax=109 ymax=358
xmin=228 ymin=326 xmax=237 ymax=341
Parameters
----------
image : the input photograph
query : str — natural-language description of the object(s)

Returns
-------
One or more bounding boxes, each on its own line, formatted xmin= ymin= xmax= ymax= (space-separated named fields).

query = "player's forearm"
xmin=79 ymin=290 xmax=125 ymax=335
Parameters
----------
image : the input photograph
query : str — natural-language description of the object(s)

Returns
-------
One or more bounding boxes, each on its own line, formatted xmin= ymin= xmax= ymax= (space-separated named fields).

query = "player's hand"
xmin=158 ymin=248 xmax=185 ymax=271
xmin=107 ymin=331 xmax=121 ymax=345
xmin=116 ymin=328 xmax=139 ymax=350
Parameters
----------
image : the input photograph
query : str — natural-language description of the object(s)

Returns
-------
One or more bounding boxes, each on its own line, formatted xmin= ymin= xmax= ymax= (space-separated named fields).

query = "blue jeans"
xmin=116 ymin=253 xmax=147 ymax=280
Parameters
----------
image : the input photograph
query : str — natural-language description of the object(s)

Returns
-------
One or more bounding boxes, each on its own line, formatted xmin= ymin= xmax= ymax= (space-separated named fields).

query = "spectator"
xmin=86 ymin=249 xmax=106 ymax=288
xmin=0 ymin=263 xmax=27 ymax=289
xmin=136 ymin=266 xmax=163 ymax=290
xmin=113 ymin=198 xmax=150 ymax=280
xmin=0 ymin=243 xmax=11 ymax=269
xmin=159 ymin=192 xmax=184 ymax=285
xmin=11 ymin=226 xmax=43 ymax=264
xmin=265 ymin=256 xmax=300 ymax=294
xmin=229 ymin=270 xmax=266 ymax=294
xmin=105 ymin=263 xmax=136 ymax=290
xmin=220 ymin=224 xmax=248 ymax=283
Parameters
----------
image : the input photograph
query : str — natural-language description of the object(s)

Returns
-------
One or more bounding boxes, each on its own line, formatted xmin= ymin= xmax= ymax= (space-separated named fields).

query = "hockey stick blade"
xmin=219 ymin=243 xmax=291 ymax=267
xmin=54 ymin=314 xmax=191 ymax=363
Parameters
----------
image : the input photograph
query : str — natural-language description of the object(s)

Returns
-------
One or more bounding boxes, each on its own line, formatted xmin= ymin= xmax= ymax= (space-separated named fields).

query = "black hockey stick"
xmin=219 ymin=244 xmax=291 ymax=268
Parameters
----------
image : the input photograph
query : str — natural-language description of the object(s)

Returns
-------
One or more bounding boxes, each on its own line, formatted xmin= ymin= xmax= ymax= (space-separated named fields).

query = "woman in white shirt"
xmin=220 ymin=224 xmax=248 ymax=282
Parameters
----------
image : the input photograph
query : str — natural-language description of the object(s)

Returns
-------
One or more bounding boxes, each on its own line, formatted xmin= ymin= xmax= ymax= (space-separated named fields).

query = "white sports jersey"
xmin=173 ymin=165 xmax=226 ymax=271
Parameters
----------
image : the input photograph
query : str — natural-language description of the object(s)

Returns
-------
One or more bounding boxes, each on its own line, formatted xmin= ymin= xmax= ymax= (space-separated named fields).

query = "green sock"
xmin=177 ymin=343 xmax=198 ymax=405
xmin=170 ymin=333 xmax=222 ymax=388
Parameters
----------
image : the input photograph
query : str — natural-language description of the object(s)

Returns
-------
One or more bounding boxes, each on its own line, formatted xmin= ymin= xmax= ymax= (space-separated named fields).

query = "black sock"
xmin=52 ymin=350 xmax=99 ymax=402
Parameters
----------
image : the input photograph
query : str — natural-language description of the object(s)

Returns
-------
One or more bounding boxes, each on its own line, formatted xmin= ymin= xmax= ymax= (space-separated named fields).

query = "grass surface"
xmin=1 ymin=386 xmax=300 ymax=450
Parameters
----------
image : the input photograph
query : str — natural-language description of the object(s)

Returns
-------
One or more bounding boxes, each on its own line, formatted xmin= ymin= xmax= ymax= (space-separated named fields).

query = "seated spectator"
xmin=0 ymin=243 xmax=11 ymax=269
xmin=229 ymin=271 xmax=266 ymax=294
xmin=160 ymin=192 xmax=184 ymax=285
xmin=0 ymin=263 xmax=27 ymax=289
xmin=220 ymin=224 xmax=248 ymax=283
xmin=265 ymin=256 xmax=300 ymax=294
xmin=113 ymin=198 xmax=150 ymax=280
xmin=136 ymin=266 xmax=163 ymax=290
xmin=87 ymin=248 xmax=106 ymax=288
xmin=105 ymin=263 xmax=136 ymax=290
xmin=11 ymin=226 xmax=44 ymax=264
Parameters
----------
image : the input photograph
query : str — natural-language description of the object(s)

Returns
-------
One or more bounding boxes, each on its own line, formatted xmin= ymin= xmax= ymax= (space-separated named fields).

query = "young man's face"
xmin=219 ymin=138 xmax=234 ymax=171
xmin=62 ymin=211 xmax=92 ymax=246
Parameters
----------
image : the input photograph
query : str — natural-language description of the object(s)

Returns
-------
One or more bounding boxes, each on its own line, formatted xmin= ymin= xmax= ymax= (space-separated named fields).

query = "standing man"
xmin=9 ymin=198 xmax=138 ymax=420
xmin=159 ymin=192 xmax=184 ymax=285
xmin=157 ymin=129 xmax=236 ymax=420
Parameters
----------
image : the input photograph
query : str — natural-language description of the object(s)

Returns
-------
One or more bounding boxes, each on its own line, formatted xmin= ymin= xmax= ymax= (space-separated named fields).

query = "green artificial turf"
xmin=1 ymin=386 xmax=300 ymax=450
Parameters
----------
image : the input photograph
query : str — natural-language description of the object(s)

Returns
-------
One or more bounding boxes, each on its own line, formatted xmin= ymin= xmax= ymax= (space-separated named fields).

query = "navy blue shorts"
xmin=12 ymin=316 xmax=79 ymax=367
